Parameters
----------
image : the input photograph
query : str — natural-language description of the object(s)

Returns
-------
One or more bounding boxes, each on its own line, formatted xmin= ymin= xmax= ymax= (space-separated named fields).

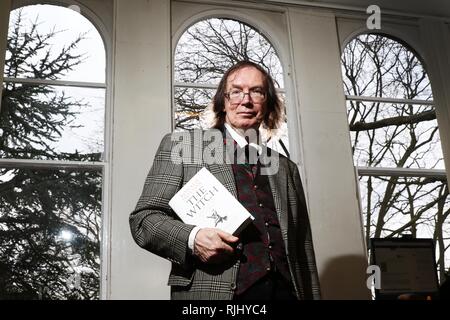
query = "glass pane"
xmin=4 ymin=5 xmax=105 ymax=83
xmin=341 ymin=34 xmax=432 ymax=100
xmin=174 ymin=18 xmax=284 ymax=88
xmin=348 ymin=101 xmax=445 ymax=169
xmin=1 ymin=82 xmax=105 ymax=161
xmin=0 ymin=167 xmax=102 ymax=299
xmin=358 ymin=175 xmax=450 ymax=279
xmin=174 ymin=87 xmax=215 ymax=131
xmin=174 ymin=18 xmax=289 ymax=156
xmin=264 ymin=92 xmax=289 ymax=156
xmin=265 ymin=122 xmax=289 ymax=157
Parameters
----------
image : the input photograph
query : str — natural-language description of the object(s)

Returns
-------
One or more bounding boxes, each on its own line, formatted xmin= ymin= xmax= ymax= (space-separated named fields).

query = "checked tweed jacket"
xmin=129 ymin=130 xmax=321 ymax=300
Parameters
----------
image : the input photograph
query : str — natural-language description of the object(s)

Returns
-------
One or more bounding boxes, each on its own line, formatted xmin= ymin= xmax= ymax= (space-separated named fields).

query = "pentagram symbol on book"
xmin=207 ymin=209 xmax=228 ymax=227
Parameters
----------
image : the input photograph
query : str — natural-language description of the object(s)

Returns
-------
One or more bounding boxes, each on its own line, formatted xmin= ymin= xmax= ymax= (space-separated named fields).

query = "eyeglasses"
xmin=225 ymin=88 xmax=266 ymax=104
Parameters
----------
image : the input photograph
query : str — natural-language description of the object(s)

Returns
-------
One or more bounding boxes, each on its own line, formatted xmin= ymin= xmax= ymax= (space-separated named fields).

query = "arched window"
xmin=0 ymin=4 xmax=106 ymax=299
xmin=173 ymin=18 xmax=288 ymax=155
xmin=341 ymin=34 xmax=449 ymax=280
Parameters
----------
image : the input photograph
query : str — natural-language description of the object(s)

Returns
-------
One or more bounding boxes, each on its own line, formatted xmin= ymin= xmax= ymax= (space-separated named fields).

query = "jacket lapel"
xmin=207 ymin=163 xmax=237 ymax=198
xmin=203 ymin=131 xmax=238 ymax=198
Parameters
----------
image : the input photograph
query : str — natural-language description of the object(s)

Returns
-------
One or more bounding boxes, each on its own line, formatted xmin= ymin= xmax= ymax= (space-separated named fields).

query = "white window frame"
xmin=342 ymin=34 xmax=448 ymax=250
xmin=172 ymin=15 xmax=289 ymax=156
xmin=0 ymin=1 xmax=112 ymax=300
xmin=345 ymin=95 xmax=446 ymax=178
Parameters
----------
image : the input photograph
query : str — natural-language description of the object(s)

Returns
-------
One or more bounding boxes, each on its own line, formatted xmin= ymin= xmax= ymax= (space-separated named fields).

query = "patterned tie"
xmin=244 ymin=139 xmax=260 ymax=179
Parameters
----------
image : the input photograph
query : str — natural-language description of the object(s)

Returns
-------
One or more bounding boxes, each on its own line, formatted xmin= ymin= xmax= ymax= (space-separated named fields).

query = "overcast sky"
xmin=6 ymin=4 xmax=106 ymax=155
xmin=9 ymin=4 xmax=106 ymax=83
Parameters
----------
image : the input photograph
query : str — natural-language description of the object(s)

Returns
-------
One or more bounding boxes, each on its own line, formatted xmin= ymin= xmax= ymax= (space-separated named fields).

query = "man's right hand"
xmin=193 ymin=228 xmax=239 ymax=264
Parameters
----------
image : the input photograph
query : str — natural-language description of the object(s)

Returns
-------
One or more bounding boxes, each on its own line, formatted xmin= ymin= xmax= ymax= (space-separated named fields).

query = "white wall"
xmin=287 ymin=7 xmax=370 ymax=299
xmin=110 ymin=0 xmax=172 ymax=299
xmin=419 ymin=19 xmax=450 ymax=186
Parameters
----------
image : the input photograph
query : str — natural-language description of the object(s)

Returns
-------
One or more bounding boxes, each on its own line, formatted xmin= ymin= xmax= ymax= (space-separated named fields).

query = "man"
xmin=129 ymin=61 xmax=321 ymax=300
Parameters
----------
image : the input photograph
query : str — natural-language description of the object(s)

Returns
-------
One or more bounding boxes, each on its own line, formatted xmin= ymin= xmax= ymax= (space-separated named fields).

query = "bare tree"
xmin=342 ymin=34 xmax=450 ymax=280
xmin=174 ymin=18 xmax=283 ymax=130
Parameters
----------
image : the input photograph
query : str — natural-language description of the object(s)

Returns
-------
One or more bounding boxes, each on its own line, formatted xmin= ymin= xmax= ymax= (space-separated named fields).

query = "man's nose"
xmin=241 ymin=92 xmax=252 ymax=104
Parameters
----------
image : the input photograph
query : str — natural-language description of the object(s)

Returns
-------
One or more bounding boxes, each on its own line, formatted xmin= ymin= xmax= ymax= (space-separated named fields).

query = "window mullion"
xmin=357 ymin=166 xmax=447 ymax=178
xmin=0 ymin=158 xmax=104 ymax=170
xmin=4 ymin=77 xmax=107 ymax=89
xmin=346 ymin=95 xmax=434 ymax=106
xmin=174 ymin=81 xmax=286 ymax=93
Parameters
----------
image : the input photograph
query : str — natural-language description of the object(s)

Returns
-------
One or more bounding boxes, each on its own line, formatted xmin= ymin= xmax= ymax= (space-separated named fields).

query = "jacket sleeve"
xmin=129 ymin=133 xmax=195 ymax=267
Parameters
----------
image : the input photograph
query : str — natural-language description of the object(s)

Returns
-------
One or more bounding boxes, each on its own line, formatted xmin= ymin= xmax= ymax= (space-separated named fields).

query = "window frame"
xmin=346 ymin=95 xmax=446 ymax=178
xmin=172 ymin=15 xmax=289 ymax=156
xmin=343 ymin=32 xmax=447 ymax=177
xmin=341 ymin=32 xmax=449 ymax=277
xmin=0 ymin=1 xmax=112 ymax=299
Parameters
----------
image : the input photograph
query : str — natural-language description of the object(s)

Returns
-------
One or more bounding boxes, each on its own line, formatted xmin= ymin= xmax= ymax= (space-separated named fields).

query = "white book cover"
xmin=169 ymin=167 xmax=254 ymax=235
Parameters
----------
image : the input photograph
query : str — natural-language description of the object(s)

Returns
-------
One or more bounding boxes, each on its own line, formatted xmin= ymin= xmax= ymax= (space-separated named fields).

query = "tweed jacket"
xmin=129 ymin=130 xmax=321 ymax=300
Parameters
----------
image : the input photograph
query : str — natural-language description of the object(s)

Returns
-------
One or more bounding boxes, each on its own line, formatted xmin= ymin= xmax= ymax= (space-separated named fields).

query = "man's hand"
xmin=193 ymin=228 xmax=239 ymax=264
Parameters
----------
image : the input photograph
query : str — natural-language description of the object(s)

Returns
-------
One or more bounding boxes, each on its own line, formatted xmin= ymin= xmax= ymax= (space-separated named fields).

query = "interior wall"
xmin=286 ymin=7 xmax=370 ymax=299
xmin=418 ymin=19 xmax=450 ymax=187
xmin=110 ymin=0 xmax=172 ymax=299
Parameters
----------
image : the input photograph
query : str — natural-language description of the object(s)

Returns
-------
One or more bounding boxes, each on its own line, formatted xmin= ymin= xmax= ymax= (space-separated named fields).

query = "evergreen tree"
xmin=0 ymin=10 xmax=101 ymax=299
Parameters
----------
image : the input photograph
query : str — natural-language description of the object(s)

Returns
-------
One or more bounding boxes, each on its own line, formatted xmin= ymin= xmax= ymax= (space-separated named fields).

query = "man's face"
xmin=224 ymin=66 xmax=266 ymax=130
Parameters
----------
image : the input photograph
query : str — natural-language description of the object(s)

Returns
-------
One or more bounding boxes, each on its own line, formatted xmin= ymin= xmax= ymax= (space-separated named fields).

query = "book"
xmin=169 ymin=167 xmax=254 ymax=235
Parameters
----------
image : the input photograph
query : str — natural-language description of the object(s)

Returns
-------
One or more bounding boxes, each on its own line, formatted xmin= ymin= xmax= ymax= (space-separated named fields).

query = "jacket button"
xmin=230 ymin=283 xmax=237 ymax=290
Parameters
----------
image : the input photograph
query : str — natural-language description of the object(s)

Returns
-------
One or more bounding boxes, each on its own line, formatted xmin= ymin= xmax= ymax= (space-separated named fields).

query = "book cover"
xmin=169 ymin=167 xmax=254 ymax=235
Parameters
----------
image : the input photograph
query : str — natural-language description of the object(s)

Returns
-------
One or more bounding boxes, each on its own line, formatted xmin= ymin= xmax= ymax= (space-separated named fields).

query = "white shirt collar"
xmin=224 ymin=123 xmax=262 ymax=154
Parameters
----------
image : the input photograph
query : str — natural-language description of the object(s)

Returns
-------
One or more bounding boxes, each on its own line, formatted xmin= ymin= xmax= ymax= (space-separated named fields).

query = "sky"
xmin=5 ymin=4 xmax=106 ymax=155
xmin=8 ymin=4 xmax=106 ymax=83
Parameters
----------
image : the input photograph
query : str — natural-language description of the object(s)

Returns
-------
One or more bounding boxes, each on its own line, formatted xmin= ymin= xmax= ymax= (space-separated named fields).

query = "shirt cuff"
xmin=188 ymin=226 xmax=201 ymax=254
